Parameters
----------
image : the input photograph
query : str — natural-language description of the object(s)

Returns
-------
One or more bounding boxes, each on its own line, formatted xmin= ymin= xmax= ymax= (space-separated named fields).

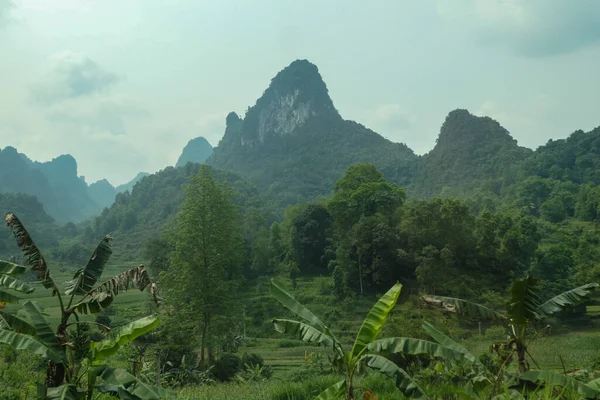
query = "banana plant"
xmin=0 ymin=212 xmax=171 ymax=399
xmin=270 ymin=279 xmax=471 ymax=399
xmin=519 ymin=370 xmax=600 ymax=399
xmin=422 ymin=276 xmax=599 ymax=373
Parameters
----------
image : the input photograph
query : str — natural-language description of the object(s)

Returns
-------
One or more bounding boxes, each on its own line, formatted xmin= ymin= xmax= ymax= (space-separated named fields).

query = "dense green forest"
xmin=3 ymin=59 xmax=600 ymax=399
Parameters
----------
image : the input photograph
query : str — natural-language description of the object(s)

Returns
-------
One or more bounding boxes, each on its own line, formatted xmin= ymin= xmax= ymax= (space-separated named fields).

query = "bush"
xmin=485 ymin=325 xmax=507 ymax=341
xmin=212 ymin=353 xmax=242 ymax=382
xmin=241 ymin=353 xmax=264 ymax=369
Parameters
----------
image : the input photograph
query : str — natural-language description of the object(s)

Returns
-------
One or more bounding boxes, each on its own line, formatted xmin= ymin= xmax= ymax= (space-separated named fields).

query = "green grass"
xmin=588 ymin=305 xmax=600 ymax=317
xmin=177 ymin=375 xmax=405 ymax=400
xmin=7 ymin=266 xmax=600 ymax=398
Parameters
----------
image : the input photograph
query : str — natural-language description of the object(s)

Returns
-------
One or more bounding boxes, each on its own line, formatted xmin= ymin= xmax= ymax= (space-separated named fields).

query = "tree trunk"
xmin=516 ymin=343 xmax=528 ymax=373
xmin=46 ymin=316 xmax=69 ymax=387
xmin=346 ymin=375 xmax=354 ymax=399
xmin=200 ymin=323 xmax=207 ymax=365
xmin=208 ymin=345 xmax=214 ymax=365
xmin=357 ymin=253 xmax=363 ymax=296
xmin=201 ymin=311 xmax=212 ymax=366
xmin=45 ymin=361 xmax=65 ymax=388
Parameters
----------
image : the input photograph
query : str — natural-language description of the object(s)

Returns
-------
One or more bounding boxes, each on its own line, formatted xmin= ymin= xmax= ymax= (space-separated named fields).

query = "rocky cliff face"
xmin=208 ymin=59 xmax=416 ymax=205
xmin=225 ymin=59 xmax=341 ymax=147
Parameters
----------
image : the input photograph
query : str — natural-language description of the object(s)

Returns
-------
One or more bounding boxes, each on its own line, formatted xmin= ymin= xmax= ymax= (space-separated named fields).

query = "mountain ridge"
xmin=208 ymin=59 xmax=417 ymax=204
xmin=175 ymin=137 xmax=214 ymax=167
xmin=3 ymin=59 xmax=600 ymax=226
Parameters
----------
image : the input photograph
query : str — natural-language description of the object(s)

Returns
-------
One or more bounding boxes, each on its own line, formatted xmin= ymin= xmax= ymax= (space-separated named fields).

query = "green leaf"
xmin=95 ymin=385 xmax=138 ymax=400
xmin=507 ymin=276 xmax=541 ymax=325
xmin=0 ymin=289 xmax=21 ymax=304
xmin=0 ymin=275 xmax=34 ymax=294
xmin=0 ymin=260 xmax=27 ymax=276
xmin=422 ymin=295 xmax=504 ymax=321
xmin=45 ymin=384 xmax=81 ymax=400
xmin=65 ymin=236 xmax=113 ymax=296
xmin=91 ymin=365 xmax=175 ymax=399
xmin=23 ymin=300 xmax=64 ymax=359
xmin=361 ymin=354 xmax=428 ymax=399
xmin=422 ymin=321 xmax=483 ymax=367
xmin=91 ymin=315 xmax=159 ymax=361
xmin=0 ymin=310 xmax=37 ymax=335
xmin=72 ymin=291 xmax=114 ymax=315
xmin=5 ymin=212 xmax=54 ymax=290
xmin=314 ymin=378 xmax=346 ymax=400
xmin=367 ymin=337 xmax=465 ymax=360
xmin=270 ymin=279 xmax=338 ymax=342
xmin=588 ymin=377 xmax=600 ymax=390
xmin=351 ymin=282 xmax=402 ymax=359
xmin=272 ymin=318 xmax=336 ymax=349
xmin=70 ymin=265 xmax=152 ymax=315
xmin=0 ymin=329 xmax=61 ymax=362
xmin=537 ymin=282 xmax=599 ymax=318
xmin=520 ymin=370 xmax=600 ymax=399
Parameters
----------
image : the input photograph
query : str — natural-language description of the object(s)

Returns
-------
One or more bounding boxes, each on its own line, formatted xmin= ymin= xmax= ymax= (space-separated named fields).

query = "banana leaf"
xmin=367 ymin=337 xmax=465 ymax=360
xmin=65 ymin=236 xmax=113 ymax=296
xmin=5 ymin=212 xmax=54 ymax=290
xmin=361 ymin=354 xmax=428 ymax=399
xmin=537 ymin=283 xmax=599 ymax=318
xmin=520 ymin=370 xmax=600 ymax=399
xmin=351 ymin=282 xmax=402 ymax=359
xmin=91 ymin=315 xmax=159 ymax=361
xmin=315 ymin=379 xmax=346 ymax=400
xmin=272 ymin=318 xmax=336 ymax=350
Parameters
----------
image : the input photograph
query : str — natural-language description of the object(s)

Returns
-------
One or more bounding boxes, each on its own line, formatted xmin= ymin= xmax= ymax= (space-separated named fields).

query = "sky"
xmin=1 ymin=0 xmax=599 ymax=185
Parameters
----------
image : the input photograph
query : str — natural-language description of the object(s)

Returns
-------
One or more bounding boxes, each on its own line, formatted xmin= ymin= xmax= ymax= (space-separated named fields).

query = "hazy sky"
xmin=1 ymin=0 xmax=599 ymax=185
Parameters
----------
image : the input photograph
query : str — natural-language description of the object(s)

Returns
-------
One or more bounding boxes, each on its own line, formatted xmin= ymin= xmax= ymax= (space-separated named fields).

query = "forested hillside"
xmin=412 ymin=109 xmax=533 ymax=198
xmin=3 ymin=59 xmax=600 ymax=400
xmin=5 ymin=60 xmax=600 ymax=289
xmin=85 ymin=163 xmax=278 ymax=269
xmin=208 ymin=60 xmax=417 ymax=205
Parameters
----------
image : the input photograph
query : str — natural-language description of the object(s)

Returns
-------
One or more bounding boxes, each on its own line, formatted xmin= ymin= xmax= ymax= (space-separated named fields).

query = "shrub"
xmin=212 ymin=353 xmax=242 ymax=382
xmin=241 ymin=353 xmax=264 ymax=369
xmin=485 ymin=325 xmax=506 ymax=341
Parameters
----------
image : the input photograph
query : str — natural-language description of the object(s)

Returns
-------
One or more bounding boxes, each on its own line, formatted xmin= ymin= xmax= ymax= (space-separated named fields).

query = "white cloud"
xmin=362 ymin=104 xmax=416 ymax=140
xmin=437 ymin=0 xmax=600 ymax=56
xmin=31 ymin=51 xmax=119 ymax=104
xmin=373 ymin=104 xmax=413 ymax=130
xmin=44 ymin=96 xmax=146 ymax=136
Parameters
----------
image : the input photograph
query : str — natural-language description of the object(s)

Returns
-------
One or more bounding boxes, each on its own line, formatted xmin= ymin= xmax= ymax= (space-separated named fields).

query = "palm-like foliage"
xmin=0 ymin=259 xmax=35 ymax=328
xmin=520 ymin=370 xmax=600 ymax=399
xmin=422 ymin=277 xmax=598 ymax=373
xmin=0 ymin=212 xmax=171 ymax=399
xmin=270 ymin=279 xmax=470 ymax=399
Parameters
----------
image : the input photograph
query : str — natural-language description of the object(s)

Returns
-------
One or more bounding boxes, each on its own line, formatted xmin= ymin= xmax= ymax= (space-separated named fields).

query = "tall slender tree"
xmin=161 ymin=165 xmax=244 ymax=365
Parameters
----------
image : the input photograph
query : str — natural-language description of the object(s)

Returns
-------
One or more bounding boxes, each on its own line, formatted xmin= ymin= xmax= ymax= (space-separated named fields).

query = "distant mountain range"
xmin=0 ymin=146 xmax=148 ymax=223
xmin=2 ymin=59 xmax=600 ymax=228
